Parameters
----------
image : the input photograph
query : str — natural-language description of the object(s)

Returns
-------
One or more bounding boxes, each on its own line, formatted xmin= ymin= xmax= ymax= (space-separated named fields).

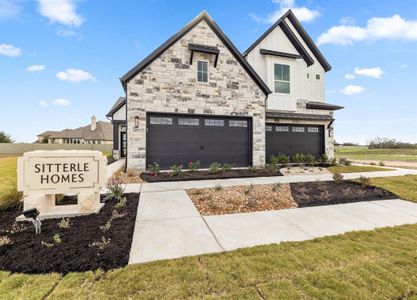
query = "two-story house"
xmin=107 ymin=10 xmax=342 ymax=169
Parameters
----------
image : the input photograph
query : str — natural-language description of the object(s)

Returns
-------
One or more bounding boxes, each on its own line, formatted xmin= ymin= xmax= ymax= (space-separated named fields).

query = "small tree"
xmin=0 ymin=131 xmax=13 ymax=143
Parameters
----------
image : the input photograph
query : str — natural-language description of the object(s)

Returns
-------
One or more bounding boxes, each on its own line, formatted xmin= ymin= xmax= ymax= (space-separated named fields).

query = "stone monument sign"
xmin=17 ymin=150 xmax=107 ymax=219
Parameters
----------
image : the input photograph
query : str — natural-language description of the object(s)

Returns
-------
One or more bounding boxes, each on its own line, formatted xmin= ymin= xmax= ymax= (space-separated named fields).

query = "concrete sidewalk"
xmin=129 ymin=188 xmax=417 ymax=264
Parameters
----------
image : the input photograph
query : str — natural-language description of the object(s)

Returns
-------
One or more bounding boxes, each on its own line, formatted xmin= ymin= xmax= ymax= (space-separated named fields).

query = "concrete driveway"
xmin=129 ymin=186 xmax=417 ymax=264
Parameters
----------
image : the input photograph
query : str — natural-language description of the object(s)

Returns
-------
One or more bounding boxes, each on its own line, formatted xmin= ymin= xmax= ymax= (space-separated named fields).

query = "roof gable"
xmin=106 ymin=96 xmax=126 ymax=117
xmin=120 ymin=11 xmax=271 ymax=95
xmin=243 ymin=10 xmax=331 ymax=72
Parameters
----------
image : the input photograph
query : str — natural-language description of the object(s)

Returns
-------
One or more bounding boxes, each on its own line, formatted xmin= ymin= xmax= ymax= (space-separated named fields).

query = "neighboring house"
xmin=37 ymin=116 xmax=113 ymax=145
xmin=107 ymin=10 xmax=342 ymax=170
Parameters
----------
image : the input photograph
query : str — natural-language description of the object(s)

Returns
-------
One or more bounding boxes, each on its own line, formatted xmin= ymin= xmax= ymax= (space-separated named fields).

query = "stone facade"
xmin=126 ymin=20 xmax=266 ymax=169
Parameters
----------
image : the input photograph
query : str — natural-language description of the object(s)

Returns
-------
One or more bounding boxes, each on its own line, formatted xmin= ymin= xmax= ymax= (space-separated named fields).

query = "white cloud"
xmin=340 ymin=85 xmax=365 ymax=95
xmin=400 ymin=64 xmax=408 ymax=69
xmin=36 ymin=0 xmax=83 ymax=27
xmin=38 ymin=100 xmax=48 ymax=107
xmin=0 ymin=43 xmax=21 ymax=57
xmin=26 ymin=65 xmax=46 ymax=72
xmin=345 ymin=73 xmax=355 ymax=80
xmin=252 ymin=0 xmax=320 ymax=24
xmin=56 ymin=68 xmax=96 ymax=82
xmin=0 ymin=0 xmax=21 ymax=18
xmin=318 ymin=14 xmax=417 ymax=46
xmin=52 ymin=98 xmax=71 ymax=107
xmin=354 ymin=67 xmax=384 ymax=79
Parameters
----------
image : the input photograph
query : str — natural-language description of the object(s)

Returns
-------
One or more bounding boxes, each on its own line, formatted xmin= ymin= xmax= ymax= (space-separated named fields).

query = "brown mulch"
xmin=291 ymin=181 xmax=397 ymax=207
xmin=0 ymin=193 xmax=139 ymax=274
xmin=109 ymin=169 xmax=143 ymax=184
xmin=187 ymin=183 xmax=297 ymax=216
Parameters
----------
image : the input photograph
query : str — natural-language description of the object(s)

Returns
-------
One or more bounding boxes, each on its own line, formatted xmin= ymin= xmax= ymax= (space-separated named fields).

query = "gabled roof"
xmin=38 ymin=122 xmax=112 ymax=141
xmin=106 ymin=97 xmax=126 ymax=118
xmin=243 ymin=10 xmax=331 ymax=72
xmin=120 ymin=11 xmax=271 ymax=95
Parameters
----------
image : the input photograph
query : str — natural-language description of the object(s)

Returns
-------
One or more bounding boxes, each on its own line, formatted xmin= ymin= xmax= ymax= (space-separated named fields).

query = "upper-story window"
xmin=274 ymin=64 xmax=290 ymax=94
xmin=316 ymin=74 xmax=320 ymax=80
xmin=197 ymin=61 xmax=208 ymax=83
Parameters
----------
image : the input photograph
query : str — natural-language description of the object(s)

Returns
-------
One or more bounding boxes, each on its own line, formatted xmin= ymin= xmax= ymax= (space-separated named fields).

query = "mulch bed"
xmin=188 ymin=183 xmax=297 ymax=216
xmin=141 ymin=168 xmax=283 ymax=182
xmin=0 ymin=193 xmax=139 ymax=274
xmin=291 ymin=181 xmax=398 ymax=207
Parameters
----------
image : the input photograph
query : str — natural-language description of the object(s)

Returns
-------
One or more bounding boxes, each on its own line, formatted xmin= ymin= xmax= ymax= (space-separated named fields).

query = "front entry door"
xmin=120 ymin=132 xmax=127 ymax=158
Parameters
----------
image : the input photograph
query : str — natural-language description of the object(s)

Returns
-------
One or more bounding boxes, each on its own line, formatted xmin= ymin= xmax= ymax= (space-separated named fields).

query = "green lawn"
xmin=328 ymin=165 xmax=391 ymax=173
xmin=336 ymin=146 xmax=417 ymax=162
xmin=0 ymin=156 xmax=21 ymax=210
xmin=2 ymin=155 xmax=417 ymax=298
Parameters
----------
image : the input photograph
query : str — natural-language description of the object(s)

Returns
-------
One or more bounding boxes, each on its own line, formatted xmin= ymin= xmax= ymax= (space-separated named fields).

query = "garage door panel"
xmin=266 ymin=124 xmax=324 ymax=161
xmin=147 ymin=114 xmax=251 ymax=169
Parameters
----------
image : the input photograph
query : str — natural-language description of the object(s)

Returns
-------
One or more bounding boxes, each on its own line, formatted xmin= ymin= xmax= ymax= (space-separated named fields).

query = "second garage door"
xmin=266 ymin=124 xmax=324 ymax=161
xmin=146 ymin=114 xmax=252 ymax=169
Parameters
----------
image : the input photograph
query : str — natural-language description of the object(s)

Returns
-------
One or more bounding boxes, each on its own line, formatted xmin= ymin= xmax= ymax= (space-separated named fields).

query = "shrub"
xmin=0 ymin=189 xmax=23 ymax=212
xmin=222 ymin=163 xmax=233 ymax=172
xmin=214 ymin=184 xmax=223 ymax=191
xmin=208 ymin=162 xmax=222 ymax=174
xmin=105 ymin=179 xmax=125 ymax=202
xmin=148 ymin=162 xmax=160 ymax=176
xmin=379 ymin=161 xmax=385 ymax=166
xmin=333 ymin=172 xmax=344 ymax=184
xmin=330 ymin=158 xmax=337 ymax=166
xmin=270 ymin=153 xmax=290 ymax=165
xmin=53 ymin=234 xmax=61 ymax=244
xmin=339 ymin=158 xmax=351 ymax=166
xmin=170 ymin=164 xmax=183 ymax=177
xmin=304 ymin=154 xmax=316 ymax=165
xmin=244 ymin=184 xmax=254 ymax=195
xmin=100 ymin=220 xmax=112 ymax=232
xmin=370 ymin=162 xmax=376 ymax=165
xmin=0 ymin=236 xmax=12 ymax=247
xmin=292 ymin=153 xmax=306 ymax=164
xmin=247 ymin=166 xmax=256 ymax=173
xmin=111 ymin=209 xmax=127 ymax=219
xmin=359 ymin=176 xmax=371 ymax=187
xmin=58 ymin=218 xmax=71 ymax=229
xmin=188 ymin=160 xmax=201 ymax=172
xmin=321 ymin=154 xmax=329 ymax=164
xmin=89 ymin=236 xmax=111 ymax=250
xmin=114 ymin=196 xmax=127 ymax=210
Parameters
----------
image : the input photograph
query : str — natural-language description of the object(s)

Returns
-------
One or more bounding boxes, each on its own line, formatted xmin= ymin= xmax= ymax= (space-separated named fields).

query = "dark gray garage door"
xmin=266 ymin=124 xmax=324 ymax=161
xmin=146 ymin=114 xmax=252 ymax=169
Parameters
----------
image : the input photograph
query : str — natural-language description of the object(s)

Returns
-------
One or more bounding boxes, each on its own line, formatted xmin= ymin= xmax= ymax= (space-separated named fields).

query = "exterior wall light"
xmin=135 ymin=116 xmax=139 ymax=128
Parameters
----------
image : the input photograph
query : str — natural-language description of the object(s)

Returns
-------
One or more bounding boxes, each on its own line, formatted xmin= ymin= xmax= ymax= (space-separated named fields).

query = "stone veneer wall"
xmin=126 ymin=20 xmax=266 ymax=169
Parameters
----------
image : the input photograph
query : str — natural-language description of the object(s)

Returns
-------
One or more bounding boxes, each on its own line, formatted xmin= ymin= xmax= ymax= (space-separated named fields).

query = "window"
xmin=316 ymin=74 xmax=320 ymax=80
xmin=197 ymin=61 xmax=208 ymax=82
xmin=276 ymin=126 xmax=289 ymax=132
xmin=179 ymin=118 xmax=199 ymax=126
xmin=307 ymin=73 xmax=310 ymax=79
xmin=150 ymin=116 xmax=173 ymax=125
xmin=292 ymin=126 xmax=305 ymax=133
xmin=265 ymin=125 xmax=272 ymax=132
xmin=308 ymin=127 xmax=319 ymax=133
xmin=274 ymin=64 xmax=290 ymax=93
xmin=229 ymin=120 xmax=247 ymax=127
xmin=204 ymin=119 xmax=224 ymax=126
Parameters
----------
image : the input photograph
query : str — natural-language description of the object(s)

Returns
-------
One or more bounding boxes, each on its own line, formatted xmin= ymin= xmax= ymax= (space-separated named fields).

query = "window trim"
xmin=274 ymin=63 xmax=290 ymax=94
xmin=197 ymin=60 xmax=209 ymax=83
xmin=204 ymin=119 xmax=224 ymax=127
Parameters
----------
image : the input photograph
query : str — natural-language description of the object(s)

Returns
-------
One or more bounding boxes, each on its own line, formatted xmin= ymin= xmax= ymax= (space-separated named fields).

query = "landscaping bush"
xmin=270 ymin=153 xmax=290 ymax=165
xmin=208 ymin=162 xmax=222 ymax=174
xmin=105 ymin=179 xmax=125 ymax=202
xmin=170 ymin=164 xmax=183 ymax=177
xmin=188 ymin=160 xmax=201 ymax=172
xmin=339 ymin=157 xmax=351 ymax=166
xmin=359 ymin=176 xmax=371 ymax=187
xmin=304 ymin=154 xmax=316 ymax=165
xmin=148 ymin=162 xmax=160 ymax=176
xmin=292 ymin=153 xmax=306 ymax=164
xmin=379 ymin=161 xmax=385 ymax=166
xmin=321 ymin=154 xmax=329 ymax=164
xmin=222 ymin=163 xmax=233 ymax=172
xmin=332 ymin=172 xmax=344 ymax=184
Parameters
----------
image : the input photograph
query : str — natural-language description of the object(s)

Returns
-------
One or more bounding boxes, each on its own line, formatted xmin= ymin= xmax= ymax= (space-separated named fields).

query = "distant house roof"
xmin=38 ymin=121 xmax=112 ymax=141
xmin=120 ymin=11 xmax=271 ymax=95
xmin=106 ymin=97 xmax=126 ymax=118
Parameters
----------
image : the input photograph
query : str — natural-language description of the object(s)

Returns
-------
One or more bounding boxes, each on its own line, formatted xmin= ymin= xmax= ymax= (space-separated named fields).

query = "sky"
xmin=0 ymin=0 xmax=416 ymax=144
